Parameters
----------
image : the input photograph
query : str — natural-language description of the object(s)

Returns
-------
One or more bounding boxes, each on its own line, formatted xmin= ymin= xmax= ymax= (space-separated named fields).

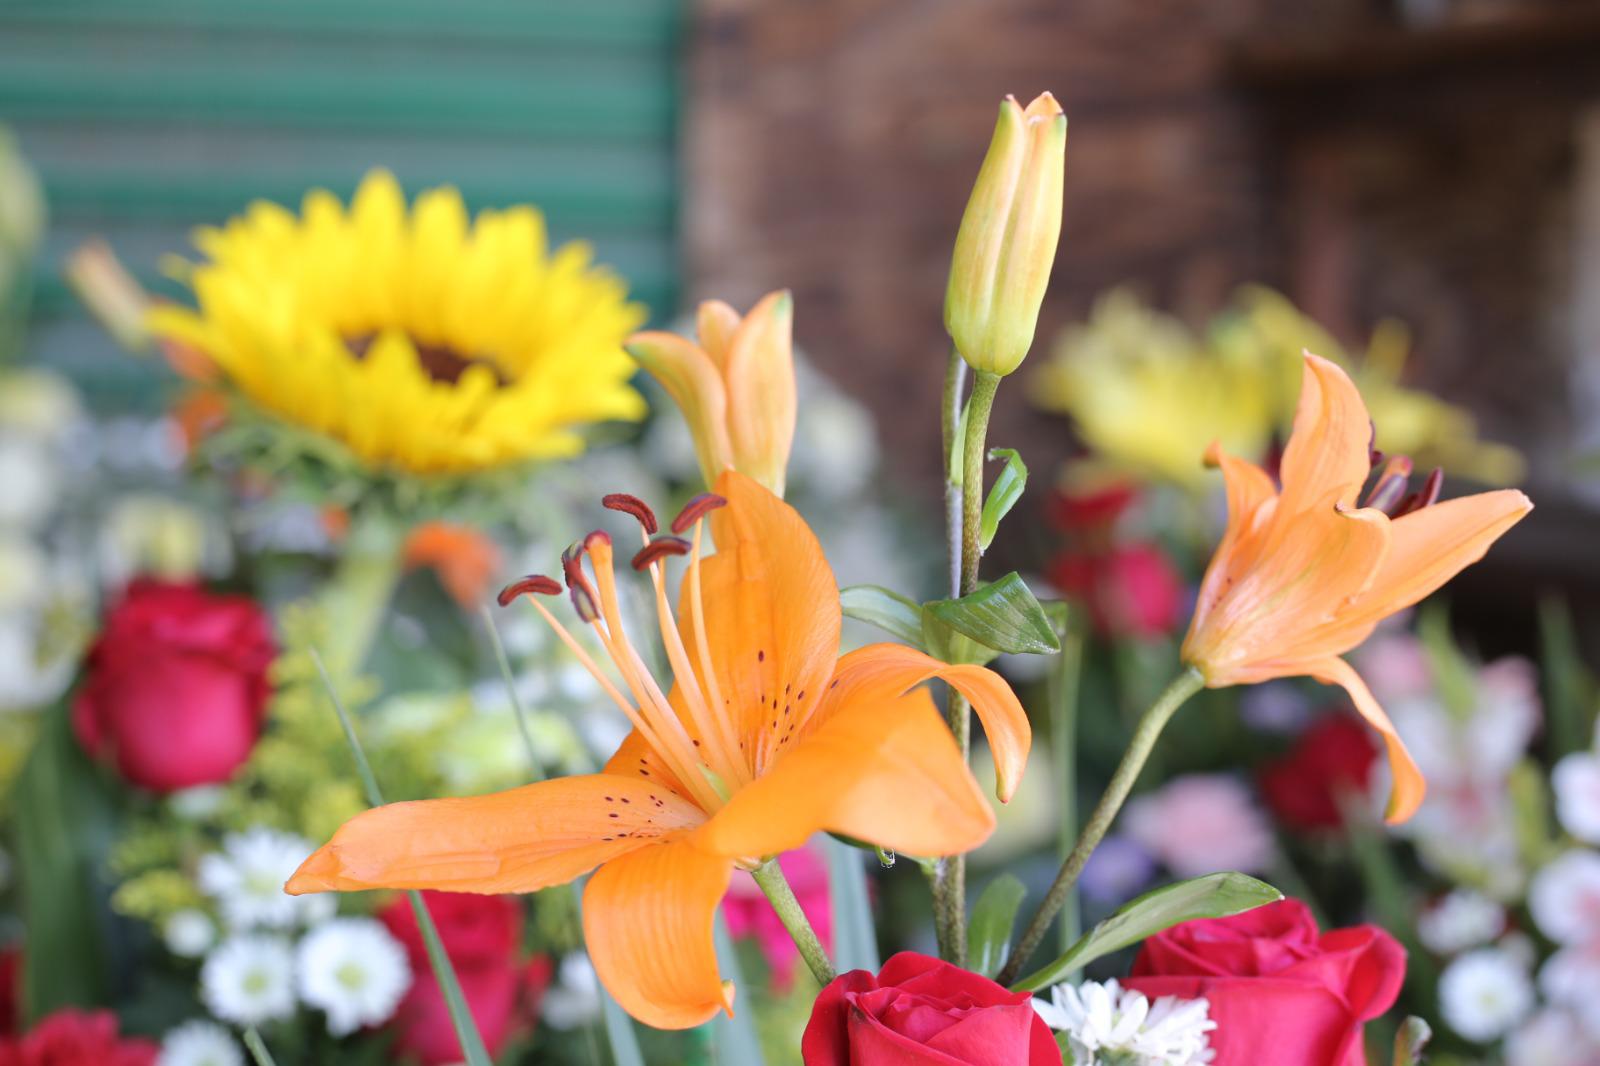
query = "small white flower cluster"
xmin=1429 ymin=723 xmax=1600 ymax=1062
xmin=183 ymin=828 xmax=410 ymax=1041
xmin=1034 ymin=979 xmax=1215 ymax=1066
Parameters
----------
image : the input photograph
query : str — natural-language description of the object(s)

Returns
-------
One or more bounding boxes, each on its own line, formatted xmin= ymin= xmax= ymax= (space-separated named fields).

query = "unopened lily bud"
xmin=627 ymin=290 xmax=796 ymax=497
xmin=945 ymin=93 xmax=1067 ymax=377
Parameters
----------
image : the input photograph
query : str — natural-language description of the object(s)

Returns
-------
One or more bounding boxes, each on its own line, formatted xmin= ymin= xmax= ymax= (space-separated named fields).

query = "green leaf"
xmin=979 ymin=448 xmax=1027 ymax=550
xmin=1013 ymin=873 xmax=1282 ymax=991
xmin=1540 ymin=597 xmax=1596 ymax=759
xmin=926 ymin=572 xmax=1061 ymax=656
xmin=599 ymin=985 xmax=647 ymax=1066
xmin=967 ymin=874 xmax=1027 ymax=977
xmin=1391 ymin=1016 xmax=1432 ymax=1066
xmin=14 ymin=702 xmax=118 ymax=1020
xmin=826 ymin=837 xmax=881 ymax=972
xmin=841 ymin=585 xmax=925 ymax=648
xmin=920 ymin=611 xmax=998 ymax=667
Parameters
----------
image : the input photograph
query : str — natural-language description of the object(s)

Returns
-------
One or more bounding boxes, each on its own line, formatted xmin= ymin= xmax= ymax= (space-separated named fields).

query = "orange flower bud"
xmin=627 ymin=290 xmax=795 ymax=496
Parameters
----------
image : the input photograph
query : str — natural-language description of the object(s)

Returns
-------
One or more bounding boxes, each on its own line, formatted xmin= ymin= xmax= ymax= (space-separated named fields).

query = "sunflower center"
xmin=344 ymin=332 xmax=509 ymax=387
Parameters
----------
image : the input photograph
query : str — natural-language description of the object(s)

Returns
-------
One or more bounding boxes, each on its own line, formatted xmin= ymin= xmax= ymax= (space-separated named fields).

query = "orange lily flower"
xmin=626 ymin=291 xmax=795 ymax=496
xmin=287 ymin=472 xmax=1030 ymax=1028
xmin=1183 ymin=352 xmax=1532 ymax=824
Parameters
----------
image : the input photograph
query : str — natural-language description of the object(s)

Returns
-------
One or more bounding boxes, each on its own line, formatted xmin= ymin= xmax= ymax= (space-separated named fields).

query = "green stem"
xmin=932 ymin=368 xmax=1002 ymax=965
xmin=942 ymin=347 xmax=968 ymax=598
xmin=318 ymin=515 xmax=403 ymax=678
xmin=751 ymin=860 xmax=836 ymax=987
xmin=479 ymin=604 xmax=544 ymax=780
xmin=1050 ymin=622 xmax=1085 ymax=957
xmin=958 ymin=370 xmax=1001 ymax=599
xmin=998 ymin=666 xmax=1204 ymax=986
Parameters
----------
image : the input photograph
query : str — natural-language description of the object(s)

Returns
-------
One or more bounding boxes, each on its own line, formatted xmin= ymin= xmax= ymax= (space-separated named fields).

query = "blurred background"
xmin=4 ymin=0 xmax=1598 ymax=653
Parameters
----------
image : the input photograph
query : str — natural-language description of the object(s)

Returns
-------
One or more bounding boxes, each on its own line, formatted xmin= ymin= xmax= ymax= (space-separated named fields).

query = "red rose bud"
xmin=1259 ymin=713 xmax=1381 ymax=832
xmin=802 ymin=952 xmax=1059 ymax=1065
xmin=379 ymin=892 xmax=548 ymax=1065
xmin=1048 ymin=541 xmax=1184 ymax=640
xmin=72 ymin=580 xmax=276 ymax=793
xmin=1126 ymin=899 xmax=1405 ymax=1066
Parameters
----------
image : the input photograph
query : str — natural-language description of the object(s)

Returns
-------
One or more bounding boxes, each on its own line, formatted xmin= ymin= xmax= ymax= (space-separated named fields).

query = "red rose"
xmin=1126 ymin=899 xmax=1405 ymax=1066
xmin=72 ymin=580 xmax=275 ymax=793
xmin=802 ymin=952 xmax=1059 ymax=1065
xmin=1048 ymin=542 xmax=1184 ymax=639
xmin=1046 ymin=480 xmax=1137 ymax=532
xmin=379 ymin=892 xmax=549 ymax=1065
xmin=0 ymin=950 xmax=18 ymax=1036
xmin=1259 ymin=714 xmax=1380 ymax=832
xmin=0 ymin=1009 xmax=157 ymax=1066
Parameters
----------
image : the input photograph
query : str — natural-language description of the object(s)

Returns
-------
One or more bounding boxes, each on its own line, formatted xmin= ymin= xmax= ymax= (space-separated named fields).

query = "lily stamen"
xmin=603 ymin=493 xmax=660 ymax=535
xmin=671 ymin=493 xmax=727 ymax=534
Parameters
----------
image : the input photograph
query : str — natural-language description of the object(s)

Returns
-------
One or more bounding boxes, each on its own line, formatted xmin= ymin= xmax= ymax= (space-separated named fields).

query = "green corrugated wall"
xmin=0 ymin=0 xmax=684 ymax=410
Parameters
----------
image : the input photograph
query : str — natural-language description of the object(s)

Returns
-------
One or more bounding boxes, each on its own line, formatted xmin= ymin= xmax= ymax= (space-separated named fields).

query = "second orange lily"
xmin=1183 ymin=352 xmax=1532 ymax=824
xmin=287 ymin=471 xmax=1030 ymax=1029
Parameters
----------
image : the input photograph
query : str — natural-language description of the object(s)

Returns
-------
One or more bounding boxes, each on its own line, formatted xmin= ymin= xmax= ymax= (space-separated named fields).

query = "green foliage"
xmin=967 ymin=873 xmax=1027 ymax=977
xmin=11 ymin=701 xmax=120 ymax=1019
xmin=1014 ymin=872 xmax=1282 ymax=992
xmin=979 ymin=448 xmax=1027 ymax=551
xmin=926 ymin=573 xmax=1061 ymax=657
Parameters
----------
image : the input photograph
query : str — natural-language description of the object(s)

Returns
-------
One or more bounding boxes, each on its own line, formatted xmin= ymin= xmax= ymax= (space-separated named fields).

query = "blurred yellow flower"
xmin=148 ymin=170 xmax=648 ymax=476
xmin=1032 ymin=286 xmax=1524 ymax=489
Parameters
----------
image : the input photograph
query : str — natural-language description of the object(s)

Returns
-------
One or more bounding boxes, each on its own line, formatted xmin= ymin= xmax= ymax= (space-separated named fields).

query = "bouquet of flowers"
xmin=0 ymin=88 xmax=1556 ymax=1066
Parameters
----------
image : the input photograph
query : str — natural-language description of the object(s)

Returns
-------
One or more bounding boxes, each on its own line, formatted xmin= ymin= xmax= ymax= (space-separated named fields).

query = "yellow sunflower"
xmin=148 ymin=170 xmax=648 ymax=476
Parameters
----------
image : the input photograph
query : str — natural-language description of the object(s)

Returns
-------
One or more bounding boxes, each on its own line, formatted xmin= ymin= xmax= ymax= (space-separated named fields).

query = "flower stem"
xmin=933 ymin=367 xmax=1002 ymax=966
xmin=942 ymin=347 xmax=968 ymax=599
xmin=998 ymin=666 xmax=1205 ymax=986
xmin=752 ymin=860 xmax=837 ymax=987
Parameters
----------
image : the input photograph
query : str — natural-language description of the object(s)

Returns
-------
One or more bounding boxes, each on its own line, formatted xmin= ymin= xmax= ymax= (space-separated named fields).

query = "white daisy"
xmin=163 ymin=909 xmax=217 ymax=959
xmin=1529 ymin=850 xmax=1600 ymax=944
xmin=158 ymin=1019 xmax=242 ymax=1066
xmin=200 ymin=935 xmax=295 ymax=1027
xmin=1034 ymin=979 xmax=1215 ymax=1065
xmin=197 ymin=827 xmax=336 ymax=931
xmin=1417 ymin=890 xmax=1504 ymax=955
xmin=295 ymin=918 xmax=411 ymax=1036
xmin=1438 ymin=947 xmax=1534 ymax=1042
xmin=1553 ymin=752 xmax=1600 ymax=845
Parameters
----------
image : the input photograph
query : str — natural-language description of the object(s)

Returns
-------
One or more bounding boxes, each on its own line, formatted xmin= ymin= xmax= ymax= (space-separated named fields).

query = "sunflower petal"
xmin=285 ymin=775 xmax=704 ymax=895
xmin=583 ymin=837 xmax=734 ymax=1030
xmin=1306 ymin=657 xmax=1425 ymax=824
xmin=695 ymin=683 xmax=994 ymax=860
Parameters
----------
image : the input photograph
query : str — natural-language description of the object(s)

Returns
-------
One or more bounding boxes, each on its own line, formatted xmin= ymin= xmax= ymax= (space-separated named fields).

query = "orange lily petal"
xmin=1305 ymin=656 xmax=1425 ymax=824
xmin=1190 ymin=490 xmax=1391 ymax=683
xmin=583 ymin=836 xmax=734 ymax=1030
xmin=1186 ymin=445 xmax=1278 ymax=651
xmin=690 ymin=471 xmax=840 ymax=775
xmin=285 ymin=775 xmax=704 ymax=895
xmin=1268 ymin=489 xmax=1534 ymax=663
xmin=694 ymin=681 xmax=994 ymax=860
xmin=722 ymin=291 xmax=795 ymax=495
xmin=1368 ymin=489 xmax=1533 ymax=615
xmin=1276 ymin=353 xmax=1372 ymax=518
xmin=603 ymin=728 xmax=696 ymax=804
xmin=695 ymin=299 xmax=743 ymax=372
xmin=625 ymin=330 xmax=734 ymax=487
xmin=813 ymin=643 xmax=1032 ymax=803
